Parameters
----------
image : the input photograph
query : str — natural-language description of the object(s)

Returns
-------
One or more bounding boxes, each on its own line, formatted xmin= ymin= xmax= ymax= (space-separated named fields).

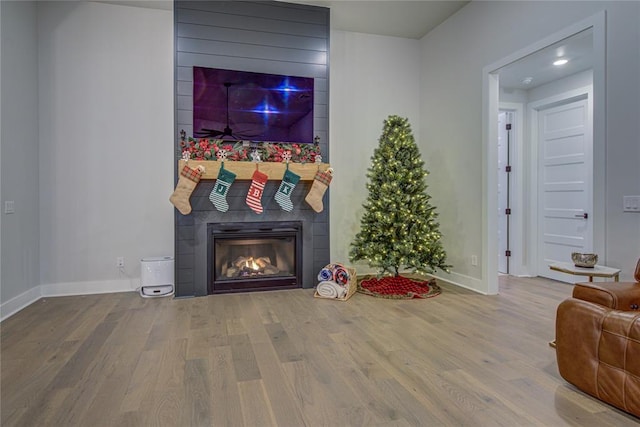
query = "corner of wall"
xmin=0 ymin=285 xmax=42 ymax=322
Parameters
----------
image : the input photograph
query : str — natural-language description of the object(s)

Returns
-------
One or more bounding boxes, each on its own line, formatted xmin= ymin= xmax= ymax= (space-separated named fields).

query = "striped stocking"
xmin=274 ymin=169 xmax=300 ymax=212
xmin=246 ymin=170 xmax=268 ymax=214
xmin=209 ymin=165 xmax=236 ymax=212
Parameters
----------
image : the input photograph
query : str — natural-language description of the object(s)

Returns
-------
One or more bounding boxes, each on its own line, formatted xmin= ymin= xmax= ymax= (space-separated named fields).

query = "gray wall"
xmin=0 ymin=1 xmax=40 ymax=307
xmin=174 ymin=0 xmax=330 ymax=297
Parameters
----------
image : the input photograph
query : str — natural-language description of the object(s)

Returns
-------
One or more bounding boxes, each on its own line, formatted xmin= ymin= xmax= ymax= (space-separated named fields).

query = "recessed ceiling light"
xmin=521 ymin=77 xmax=533 ymax=85
xmin=553 ymin=58 xmax=569 ymax=66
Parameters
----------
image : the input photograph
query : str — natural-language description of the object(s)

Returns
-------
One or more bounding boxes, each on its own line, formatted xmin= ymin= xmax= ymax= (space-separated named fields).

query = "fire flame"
xmin=245 ymin=258 xmax=259 ymax=271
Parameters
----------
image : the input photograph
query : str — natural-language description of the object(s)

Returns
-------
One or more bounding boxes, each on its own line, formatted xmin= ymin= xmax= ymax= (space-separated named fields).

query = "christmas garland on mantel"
xmin=180 ymin=137 xmax=323 ymax=164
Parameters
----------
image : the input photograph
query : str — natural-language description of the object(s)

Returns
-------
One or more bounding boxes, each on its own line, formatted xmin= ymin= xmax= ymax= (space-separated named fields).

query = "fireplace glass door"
xmin=209 ymin=222 xmax=301 ymax=293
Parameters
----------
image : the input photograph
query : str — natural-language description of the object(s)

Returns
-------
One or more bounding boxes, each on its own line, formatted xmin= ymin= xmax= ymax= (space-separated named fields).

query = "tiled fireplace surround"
xmin=174 ymin=176 xmax=330 ymax=297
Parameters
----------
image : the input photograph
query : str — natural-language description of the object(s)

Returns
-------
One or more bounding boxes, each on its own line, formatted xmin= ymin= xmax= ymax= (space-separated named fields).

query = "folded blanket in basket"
xmin=316 ymin=281 xmax=347 ymax=299
xmin=317 ymin=267 xmax=334 ymax=282
xmin=334 ymin=266 xmax=350 ymax=286
xmin=317 ymin=263 xmax=351 ymax=285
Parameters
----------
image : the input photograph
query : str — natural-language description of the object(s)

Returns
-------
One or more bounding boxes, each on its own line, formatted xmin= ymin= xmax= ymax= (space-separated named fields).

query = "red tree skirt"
xmin=357 ymin=275 xmax=442 ymax=299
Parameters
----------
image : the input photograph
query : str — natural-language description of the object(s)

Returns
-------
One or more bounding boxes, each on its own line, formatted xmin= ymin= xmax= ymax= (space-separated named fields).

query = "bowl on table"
xmin=571 ymin=252 xmax=598 ymax=268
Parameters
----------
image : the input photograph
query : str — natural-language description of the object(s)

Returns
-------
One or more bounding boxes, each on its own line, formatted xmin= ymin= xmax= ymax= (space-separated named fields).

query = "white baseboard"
xmin=41 ymin=279 xmax=137 ymax=297
xmin=1 ymin=278 xmax=139 ymax=322
xmin=0 ymin=286 xmax=42 ymax=322
xmin=431 ymin=271 xmax=487 ymax=295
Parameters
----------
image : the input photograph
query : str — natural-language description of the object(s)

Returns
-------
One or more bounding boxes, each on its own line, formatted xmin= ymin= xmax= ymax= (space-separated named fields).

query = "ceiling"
xmin=98 ymin=0 xmax=173 ymax=11
xmin=99 ymin=0 xmax=469 ymax=39
xmin=291 ymin=1 xmax=469 ymax=39
xmin=497 ymin=28 xmax=594 ymax=91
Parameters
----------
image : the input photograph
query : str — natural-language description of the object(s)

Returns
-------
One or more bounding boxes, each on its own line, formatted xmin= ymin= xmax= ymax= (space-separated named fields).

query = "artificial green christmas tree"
xmin=350 ymin=115 xmax=450 ymax=278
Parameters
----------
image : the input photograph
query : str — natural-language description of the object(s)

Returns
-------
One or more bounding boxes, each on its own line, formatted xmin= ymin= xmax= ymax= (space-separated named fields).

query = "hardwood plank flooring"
xmin=2 ymin=276 xmax=639 ymax=426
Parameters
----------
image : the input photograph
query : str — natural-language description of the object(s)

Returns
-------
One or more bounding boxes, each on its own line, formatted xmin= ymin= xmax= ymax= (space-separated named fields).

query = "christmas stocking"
xmin=170 ymin=165 xmax=205 ymax=215
xmin=246 ymin=169 xmax=269 ymax=214
xmin=209 ymin=165 xmax=236 ymax=212
xmin=274 ymin=168 xmax=300 ymax=212
xmin=305 ymin=168 xmax=333 ymax=213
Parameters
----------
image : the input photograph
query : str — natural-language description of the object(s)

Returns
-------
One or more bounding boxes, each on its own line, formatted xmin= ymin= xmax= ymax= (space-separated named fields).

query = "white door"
xmin=497 ymin=111 xmax=512 ymax=274
xmin=537 ymin=97 xmax=592 ymax=282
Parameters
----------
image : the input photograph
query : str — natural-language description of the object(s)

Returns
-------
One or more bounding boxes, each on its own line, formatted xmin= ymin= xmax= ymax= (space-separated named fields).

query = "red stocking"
xmin=246 ymin=170 xmax=268 ymax=214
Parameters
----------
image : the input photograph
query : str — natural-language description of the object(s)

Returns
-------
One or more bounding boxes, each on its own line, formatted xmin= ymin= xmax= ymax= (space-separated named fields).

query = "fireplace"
xmin=174 ymin=180 xmax=329 ymax=297
xmin=208 ymin=221 xmax=302 ymax=293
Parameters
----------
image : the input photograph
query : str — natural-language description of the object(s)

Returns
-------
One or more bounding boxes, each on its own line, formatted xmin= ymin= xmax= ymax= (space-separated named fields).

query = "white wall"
xmin=329 ymin=31 xmax=421 ymax=273
xmin=0 ymin=1 xmax=40 ymax=312
xmin=37 ymin=2 xmax=174 ymax=295
xmin=420 ymin=1 xmax=640 ymax=291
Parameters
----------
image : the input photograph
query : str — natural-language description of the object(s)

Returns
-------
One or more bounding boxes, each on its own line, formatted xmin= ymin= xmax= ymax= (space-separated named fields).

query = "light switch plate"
xmin=623 ymin=195 xmax=640 ymax=212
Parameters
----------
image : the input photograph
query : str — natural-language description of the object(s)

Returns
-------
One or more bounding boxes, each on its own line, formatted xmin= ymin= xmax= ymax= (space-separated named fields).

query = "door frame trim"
xmin=498 ymin=103 xmax=525 ymax=276
xmin=482 ymin=11 xmax=606 ymax=294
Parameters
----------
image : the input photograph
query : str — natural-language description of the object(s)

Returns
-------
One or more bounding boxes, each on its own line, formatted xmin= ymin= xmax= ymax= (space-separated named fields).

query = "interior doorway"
xmin=483 ymin=12 xmax=606 ymax=294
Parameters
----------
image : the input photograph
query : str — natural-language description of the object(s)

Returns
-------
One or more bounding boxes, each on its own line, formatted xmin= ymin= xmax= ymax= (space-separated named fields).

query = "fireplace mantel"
xmin=178 ymin=160 xmax=331 ymax=181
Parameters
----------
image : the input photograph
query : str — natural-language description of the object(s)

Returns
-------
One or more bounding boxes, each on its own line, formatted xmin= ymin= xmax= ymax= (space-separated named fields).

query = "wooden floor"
xmin=2 ymin=276 xmax=639 ymax=426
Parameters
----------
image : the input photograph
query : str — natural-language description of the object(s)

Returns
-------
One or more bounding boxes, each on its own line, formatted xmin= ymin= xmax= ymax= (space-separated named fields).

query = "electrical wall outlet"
xmin=4 ymin=201 xmax=15 ymax=214
xmin=623 ymin=195 xmax=640 ymax=212
xmin=116 ymin=257 xmax=125 ymax=268
xmin=471 ymin=255 xmax=478 ymax=266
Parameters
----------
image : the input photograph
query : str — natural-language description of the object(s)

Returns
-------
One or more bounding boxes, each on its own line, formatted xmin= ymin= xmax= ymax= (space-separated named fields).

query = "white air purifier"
xmin=140 ymin=256 xmax=174 ymax=298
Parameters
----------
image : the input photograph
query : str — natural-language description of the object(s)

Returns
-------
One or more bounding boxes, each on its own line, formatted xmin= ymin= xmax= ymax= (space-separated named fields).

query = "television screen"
xmin=193 ymin=67 xmax=314 ymax=144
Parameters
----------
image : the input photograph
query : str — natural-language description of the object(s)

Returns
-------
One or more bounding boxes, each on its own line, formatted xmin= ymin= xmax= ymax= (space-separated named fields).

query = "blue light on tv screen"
xmin=193 ymin=67 xmax=314 ymax=143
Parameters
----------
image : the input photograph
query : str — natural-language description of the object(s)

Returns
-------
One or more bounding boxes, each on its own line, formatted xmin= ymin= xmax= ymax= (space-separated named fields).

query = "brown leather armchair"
xmin=555 ymin=259 xmax=640 ymax=417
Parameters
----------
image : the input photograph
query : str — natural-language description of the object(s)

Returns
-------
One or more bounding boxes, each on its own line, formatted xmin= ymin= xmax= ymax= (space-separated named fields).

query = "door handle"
xmin=574 ymin=213 xmax=588 ymax=219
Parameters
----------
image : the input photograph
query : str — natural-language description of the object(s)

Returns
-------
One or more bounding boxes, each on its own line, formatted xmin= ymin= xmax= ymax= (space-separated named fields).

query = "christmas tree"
xmin=350 ymin=115 xmax=450 ymax=277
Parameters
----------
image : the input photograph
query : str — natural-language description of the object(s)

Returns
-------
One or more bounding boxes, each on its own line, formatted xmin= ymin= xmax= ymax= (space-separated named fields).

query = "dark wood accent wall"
xmin=175 ymin=0 xmax=329 ymax=144
xmin=173 ymin=1 xmax=330 ymax=297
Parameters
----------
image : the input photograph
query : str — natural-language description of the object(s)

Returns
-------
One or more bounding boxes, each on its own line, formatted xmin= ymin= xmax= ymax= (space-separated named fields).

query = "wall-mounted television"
xmin=193 ymin=67 xmax=314 ymax=144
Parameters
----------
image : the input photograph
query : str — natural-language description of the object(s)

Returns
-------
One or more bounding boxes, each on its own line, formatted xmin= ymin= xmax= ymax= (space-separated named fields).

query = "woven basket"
xmin=313 ymin=266 xmax=357 ymax=301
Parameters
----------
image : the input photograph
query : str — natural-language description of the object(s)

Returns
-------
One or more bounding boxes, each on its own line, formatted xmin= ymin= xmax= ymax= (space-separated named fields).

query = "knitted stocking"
xmin=170 ymin=165 xmax=204 ymax=215
xmin=209 ymin=165 xmax=236 ymax=212
xmin=305 ymin=169 xmax=333 ymax=213
xmin=274 ymin=168 xmax=300 ymax=212
xmin=246 ymin=169 xmax=269 ymax=214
